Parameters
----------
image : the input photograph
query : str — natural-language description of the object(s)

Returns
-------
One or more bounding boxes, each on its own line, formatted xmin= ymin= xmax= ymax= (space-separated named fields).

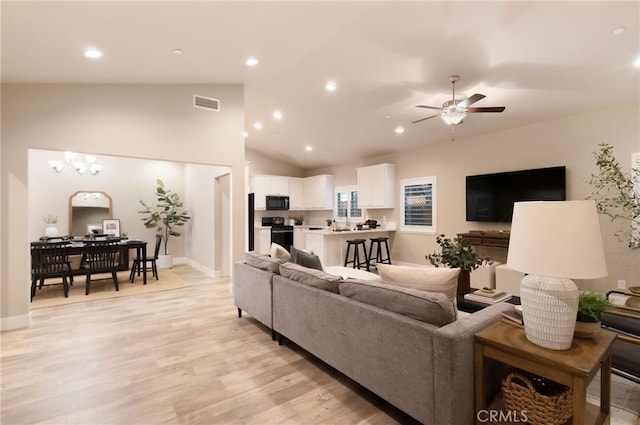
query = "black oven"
xmin=261 ymin=217 xmax=294 ymax=252
xmin=266 ymin=195 xmax=290 ymax=211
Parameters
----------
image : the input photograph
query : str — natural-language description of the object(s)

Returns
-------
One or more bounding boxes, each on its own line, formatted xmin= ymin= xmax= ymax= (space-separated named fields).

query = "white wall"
xmin=2 ymin=83 xmax=245 ymax=329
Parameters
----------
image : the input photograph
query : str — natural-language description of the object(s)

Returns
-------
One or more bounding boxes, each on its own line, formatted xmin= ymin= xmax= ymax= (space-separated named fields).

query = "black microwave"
xmin=266 ymin=195 xmax=290 ymax=210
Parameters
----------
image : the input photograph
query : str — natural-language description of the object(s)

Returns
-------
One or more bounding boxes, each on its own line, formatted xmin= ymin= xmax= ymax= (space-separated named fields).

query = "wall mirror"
xmin=69 ymin=191 xmax=112 ymax=236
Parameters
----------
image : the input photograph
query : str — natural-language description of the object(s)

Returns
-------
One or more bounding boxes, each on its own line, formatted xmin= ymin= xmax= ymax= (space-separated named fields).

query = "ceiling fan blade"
xmin=415 ymin=105 xmax=442 ymax=111
xmin=457 ymin=93 xmax=485 ymax=108
xmin=412 ymin=114 xmax=440 ymax=124
xmin=467 ymin=106 xmax=506 ymax=113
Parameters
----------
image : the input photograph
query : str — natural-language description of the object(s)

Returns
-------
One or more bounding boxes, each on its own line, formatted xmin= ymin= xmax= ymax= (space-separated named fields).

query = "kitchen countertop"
xmin=305 ymin=228 xmax=395 ymax=236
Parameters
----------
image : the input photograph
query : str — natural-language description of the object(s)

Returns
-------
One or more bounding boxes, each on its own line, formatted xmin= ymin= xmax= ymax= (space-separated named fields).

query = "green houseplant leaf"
xmin=577 ymin=291 xmax=615 ymax=322
xmin=588 ymin=143 xmax=640 ymax=250
xmin=139 ymin=179 xmax=191 ymax=256
xmin=425 ymin=234 xmax=493 ymax=272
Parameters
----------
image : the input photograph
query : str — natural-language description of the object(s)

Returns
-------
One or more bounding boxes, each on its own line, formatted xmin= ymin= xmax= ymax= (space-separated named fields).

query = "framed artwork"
xmin=86 ymin=224 xmax=103 ymax=235
xmin=102 ymin=219 xmax=121 ymax=237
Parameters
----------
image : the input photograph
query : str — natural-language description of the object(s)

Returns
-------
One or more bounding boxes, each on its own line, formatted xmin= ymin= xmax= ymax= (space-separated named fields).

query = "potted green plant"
xmin=426 ymin=234 xmax=493 ymax=294
xmin=574 ymin=291 xmax=615 ymax=338
xmin=588 ymin=143 xmax=639 ymax=250
xmin=139 ymin=179 xmax=191 ymax=268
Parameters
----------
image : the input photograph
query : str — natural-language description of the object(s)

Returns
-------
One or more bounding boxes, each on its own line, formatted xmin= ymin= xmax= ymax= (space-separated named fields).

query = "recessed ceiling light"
xmin=173 ymin=49 xmax=183 ymax=55
xmin=385 ymin=115 xmax=392 ymax=119
xmin=273 ymin=110 xmax=282 ymax=120
xmin=84 ymin=48 xmax=103 ymax=59
xmin=613 ymin=27 xmax=625 ymax=35
xmin=243 ymin=131 xmax=248 ymax=138
xmin=245 ymin=57 xmax=259 ymax=67
xmin=254 ymin=122 xmax=262 ymax=129
xmin=305 ymin=145 xmax=313 ymax=152
xmin=325 ymin=81 xmax=337 ymax=92
xmin=395 ymin=126 xmax=405 ymax=134
xmin=635 ymin=57 xmax=640 ymax=68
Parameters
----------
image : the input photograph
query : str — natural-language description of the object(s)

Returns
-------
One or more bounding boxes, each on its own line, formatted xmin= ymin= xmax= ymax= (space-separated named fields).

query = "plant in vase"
xmin=139 ymin=179 xmax=191 ymax=267
xmin=42 ymin=214 xmax=59 ymax=237
xmin=574 ymin=291 xmax=615 ymax=338
xmin=425 ymin=234 xmax=493 ymax=294
xmin=588 ymin=143 xmax=640 ymax=250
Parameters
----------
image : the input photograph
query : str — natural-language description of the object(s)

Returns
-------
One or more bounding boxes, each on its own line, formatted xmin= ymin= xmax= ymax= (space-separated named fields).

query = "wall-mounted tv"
xmin=466 ymin=166 xmax=566 ymax=222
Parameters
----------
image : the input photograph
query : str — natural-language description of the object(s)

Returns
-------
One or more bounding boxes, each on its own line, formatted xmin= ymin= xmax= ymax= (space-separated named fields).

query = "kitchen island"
xmin=305 ymin=227 xmax=395 ymax=267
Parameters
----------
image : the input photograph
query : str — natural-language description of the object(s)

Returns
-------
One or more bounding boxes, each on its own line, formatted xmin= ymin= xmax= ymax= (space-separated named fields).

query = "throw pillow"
xmin=279 ymin=262 xmax=341 ymax=293
xmin=270 ymin=242 xmax=291 ymax=261
xmin=290 ymin=246 xmax=323 ymax=271
xmin=245 ymin=251 xmax=286 ymax=274
xmin=338 ymin=278 xmax=456 ymax=326
xmin=376 ymin=264 xmax=460 ymax=301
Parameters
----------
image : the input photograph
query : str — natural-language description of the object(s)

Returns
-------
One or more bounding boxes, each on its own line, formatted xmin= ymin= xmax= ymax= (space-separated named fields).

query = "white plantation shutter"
xmin=401 ymin=177 xmax=436 ymax=233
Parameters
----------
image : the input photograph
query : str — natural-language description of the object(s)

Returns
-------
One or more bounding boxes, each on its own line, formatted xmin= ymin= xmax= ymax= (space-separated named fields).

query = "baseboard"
xmin=183 ymin=258 xmax=220 ymax=279
xmin=1 ymin=312 xmax=31 ymax=330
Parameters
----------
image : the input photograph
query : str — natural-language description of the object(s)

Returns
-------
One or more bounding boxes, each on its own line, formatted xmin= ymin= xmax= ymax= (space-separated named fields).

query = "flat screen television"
xmin=466 ymin=166 xmax=566 ymax=222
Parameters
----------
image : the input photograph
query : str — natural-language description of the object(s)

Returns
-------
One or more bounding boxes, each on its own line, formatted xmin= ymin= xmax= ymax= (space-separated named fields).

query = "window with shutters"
xmin=335 ymin=185 xmax=362 ymax=222
xmin=401 ymin=176 xmax=436 ymax=233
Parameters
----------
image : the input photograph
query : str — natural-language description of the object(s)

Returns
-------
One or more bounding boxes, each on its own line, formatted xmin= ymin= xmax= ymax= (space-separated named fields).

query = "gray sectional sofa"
xmin=233 ymin=253 xmax=511 ymax=425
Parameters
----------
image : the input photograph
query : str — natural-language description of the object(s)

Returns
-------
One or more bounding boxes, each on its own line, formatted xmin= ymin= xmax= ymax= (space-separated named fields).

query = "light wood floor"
xmin=1 ymin=265 xmax=418 ymax=425
xmin=3 ymin=265 xmax=638 ymax=425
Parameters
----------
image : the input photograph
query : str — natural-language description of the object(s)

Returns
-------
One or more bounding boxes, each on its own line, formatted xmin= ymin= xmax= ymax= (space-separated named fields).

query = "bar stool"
xmin=344 ymin=239 xmax=369 ymax=271
xmin=367 ymin=237 xmax=391 ymax=270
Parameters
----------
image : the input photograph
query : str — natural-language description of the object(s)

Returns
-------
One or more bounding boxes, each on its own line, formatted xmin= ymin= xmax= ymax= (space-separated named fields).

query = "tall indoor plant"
xmin=139 ymin=179 xmax=191 ymax=267
xmin=426 ymin=234 xmax=493 ymax=294
xmin=588 ymin=143 xmax=639 ymax=250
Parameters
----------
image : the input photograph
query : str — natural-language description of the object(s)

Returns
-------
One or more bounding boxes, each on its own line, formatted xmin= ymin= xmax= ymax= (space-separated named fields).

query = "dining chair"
xmin=129 ymin=234 xmax=161 ymax=282
xmin=83 ymin=240 xmax=120 ymax=295
xmin=30 ymin=241 xmax=71 ymax=301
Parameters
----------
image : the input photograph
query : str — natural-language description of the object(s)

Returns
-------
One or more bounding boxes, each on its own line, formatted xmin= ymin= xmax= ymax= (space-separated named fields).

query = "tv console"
xmin=458 ymin=231 xmax=510 ymax=248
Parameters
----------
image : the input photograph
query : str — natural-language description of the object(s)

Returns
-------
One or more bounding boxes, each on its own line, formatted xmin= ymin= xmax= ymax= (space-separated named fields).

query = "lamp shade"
xmin=507 ymin=200 xmax=607 ymax=279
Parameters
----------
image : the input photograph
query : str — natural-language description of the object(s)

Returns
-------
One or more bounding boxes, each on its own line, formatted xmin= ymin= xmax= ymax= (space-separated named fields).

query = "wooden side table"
xmin=474 ymin=321 xmax=616 ymax=425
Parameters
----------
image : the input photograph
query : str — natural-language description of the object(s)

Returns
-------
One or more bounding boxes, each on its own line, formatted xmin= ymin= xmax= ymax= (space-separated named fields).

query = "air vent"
xmin=194 ymin=95 xmax=220 ymax=111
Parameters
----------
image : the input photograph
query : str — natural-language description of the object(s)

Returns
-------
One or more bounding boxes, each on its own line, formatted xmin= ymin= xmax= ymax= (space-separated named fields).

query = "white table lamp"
xmin=507 ymin=200 xmax=607 ymax=350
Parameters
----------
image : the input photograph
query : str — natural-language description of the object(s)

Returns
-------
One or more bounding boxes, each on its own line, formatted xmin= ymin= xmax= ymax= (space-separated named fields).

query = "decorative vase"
xmin=574 ymin=320 xmax=601 ymax=339
xmin=157 ymin=254 xmax=173 ymax=269
xmin=457 ymin=269 xmax=471 ymax=294
xmin=44 ymin=224 xmax=59 ymax=238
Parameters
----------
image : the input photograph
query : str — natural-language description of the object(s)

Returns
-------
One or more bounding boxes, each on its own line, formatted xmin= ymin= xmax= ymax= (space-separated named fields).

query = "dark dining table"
xmin=31 ymin=238 xmax=149 ymax=285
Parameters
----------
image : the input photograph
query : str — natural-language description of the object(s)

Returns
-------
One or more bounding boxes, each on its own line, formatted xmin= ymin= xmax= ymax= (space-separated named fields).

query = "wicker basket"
xmin=501 ymin=369 xmax=573 ymax=425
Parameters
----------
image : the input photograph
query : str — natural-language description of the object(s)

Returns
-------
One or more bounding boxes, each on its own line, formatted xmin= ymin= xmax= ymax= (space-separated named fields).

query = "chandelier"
xmin=48 ymin=152 xmax=104 ymax=175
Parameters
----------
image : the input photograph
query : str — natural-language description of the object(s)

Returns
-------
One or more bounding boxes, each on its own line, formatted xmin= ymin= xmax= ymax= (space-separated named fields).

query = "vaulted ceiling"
xmin=2 ymin=1 xmax=638 ymax=169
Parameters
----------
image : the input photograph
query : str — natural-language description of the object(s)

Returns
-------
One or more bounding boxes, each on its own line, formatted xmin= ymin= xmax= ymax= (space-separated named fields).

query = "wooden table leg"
xmin=601 ymin=355 xmax=611 ymax=416
xmin=573 ymin=375 xmax=586 ymax=425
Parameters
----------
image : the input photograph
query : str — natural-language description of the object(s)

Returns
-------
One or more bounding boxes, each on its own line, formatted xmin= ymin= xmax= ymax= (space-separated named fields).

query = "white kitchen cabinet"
xmin=357 ymin=163 xmax=395 ymax=209
xmin=251 ymin=175 xmax=290 ymax=210
xmin=256 ymin=227 xmax=271 ymax=255
xmin=288 ymin=177 xmax=305 ymax=210
xmin=303 ymin=174 xmax=334 ymax=210
xmin=293 ymin=227 xmax=306 ymax=250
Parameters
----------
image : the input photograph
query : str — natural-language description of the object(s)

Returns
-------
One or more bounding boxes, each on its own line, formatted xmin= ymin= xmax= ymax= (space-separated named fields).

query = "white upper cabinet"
xmin=288 ymin=177 xmax=305 ymax=210
xmin=357 ymin=163 xmax=395 ymax=209
xmin=251 ymin=175 xmax=290 ymax=210
xmin=303 ymin=174 xmax=334 ymax=210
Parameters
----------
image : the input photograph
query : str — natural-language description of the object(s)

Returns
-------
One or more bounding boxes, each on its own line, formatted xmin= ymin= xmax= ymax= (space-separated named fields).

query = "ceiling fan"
xmin=412 ymin=75 xmax=505 ymax=126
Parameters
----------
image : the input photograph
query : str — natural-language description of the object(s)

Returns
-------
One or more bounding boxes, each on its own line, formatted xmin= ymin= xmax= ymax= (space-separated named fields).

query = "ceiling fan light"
xmin=441 ymin=110 xmax=466 ymax=125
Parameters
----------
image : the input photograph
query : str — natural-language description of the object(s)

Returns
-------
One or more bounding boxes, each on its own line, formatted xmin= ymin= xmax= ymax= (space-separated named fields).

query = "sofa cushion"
xmin=245 ymin=251 xmax=286 ymax=274
xmin=376 ymin=264 xmax=460 ymax=301
xmin=338 ymin=278 xmax=457 ymax=326
xmin=290 ymin=246 xmax=323 ymax=271
xmin=279 ymin=262 xmax=341 ymax=293
xmin=270 ymin=242 xmax=291 ymax=261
